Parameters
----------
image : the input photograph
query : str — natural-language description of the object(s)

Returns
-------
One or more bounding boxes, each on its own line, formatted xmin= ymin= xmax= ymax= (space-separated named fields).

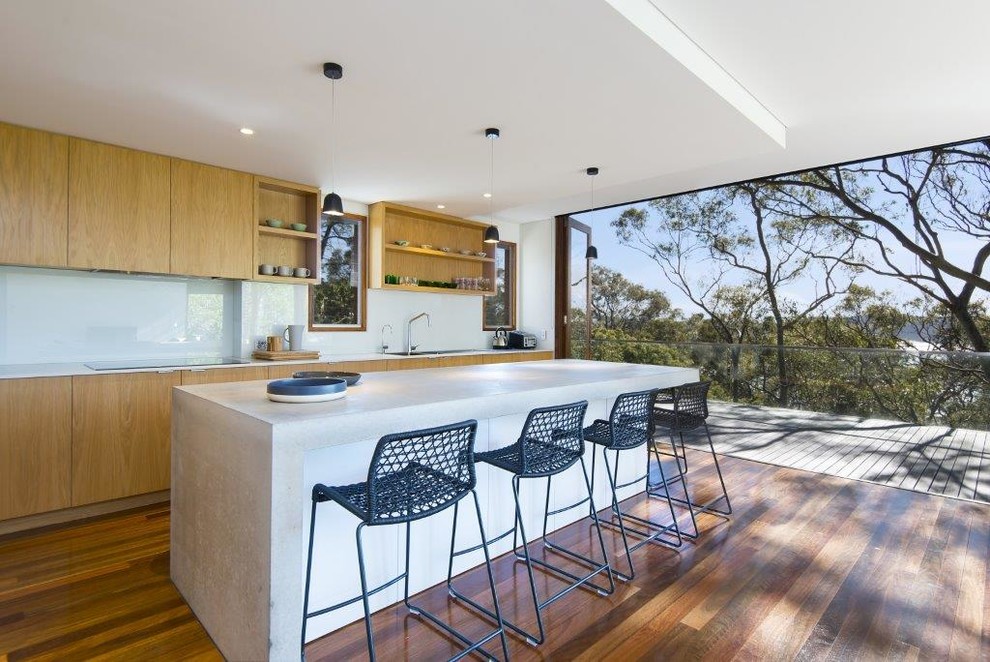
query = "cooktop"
xmin=84 ymin=357 xmax=250 ymax=371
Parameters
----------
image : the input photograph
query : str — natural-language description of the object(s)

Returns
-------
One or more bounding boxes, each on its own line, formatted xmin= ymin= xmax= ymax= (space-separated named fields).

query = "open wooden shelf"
xmin=254 ymin=177 xmax=320 ymax=284
xmin=381 ymin=283 xmax=494 ymax=296
xmin=258 ymin=225 xmax=318 ymax=240
xmin=384 ymin=244 xmax=494 ymax=263
xmin=370 ymin=202 xmax=493 ymax=295
xmin=254 ymin=274 xmax=319 ymax=286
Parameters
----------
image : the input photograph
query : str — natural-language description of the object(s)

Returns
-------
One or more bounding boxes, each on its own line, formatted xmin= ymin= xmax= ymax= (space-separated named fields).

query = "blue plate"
xmin=267 ymin=377 xmax=347 ymax=403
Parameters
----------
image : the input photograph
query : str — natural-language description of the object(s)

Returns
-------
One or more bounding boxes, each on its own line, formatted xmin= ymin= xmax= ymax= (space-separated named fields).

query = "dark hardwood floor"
xmin=0 ymin=452 xmax=985 ymax=661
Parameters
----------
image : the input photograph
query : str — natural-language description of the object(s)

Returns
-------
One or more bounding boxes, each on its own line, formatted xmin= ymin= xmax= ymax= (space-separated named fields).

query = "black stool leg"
xmin=301 ymin=499 xmax=319 ymax=661
xmin=648 ymin=433 xmax=700 ymax=539
xmin=511 ymin=474 xmax=546 ymax=645
xmin=470 ymin=489 xmax=511 ymax=662
xmin=355 ymin=522 xmax=377 ymax=662
xmin=601 ymin=448 xmax=636 ymax=581
xmin=704 ymin=421 xmax=732 ymax=514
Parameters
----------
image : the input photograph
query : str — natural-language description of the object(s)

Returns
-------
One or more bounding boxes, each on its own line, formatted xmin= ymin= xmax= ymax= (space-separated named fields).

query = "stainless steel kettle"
xmin=492 ymin=327 xmax=508 ymax=349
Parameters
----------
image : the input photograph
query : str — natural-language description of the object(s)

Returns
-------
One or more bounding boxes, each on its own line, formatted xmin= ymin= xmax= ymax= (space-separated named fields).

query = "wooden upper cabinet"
xmin=170 ymin=159 xmax=253 ymax=279
xmin=0 ymin=377 xmax=72 ymax=521
xmin=67 ymin=138 xmax=171 ymax=273
xmin=0 ymin=122 xmax=68 ymax=267
xmin=71 ymin=371 xmax=180 ymax=506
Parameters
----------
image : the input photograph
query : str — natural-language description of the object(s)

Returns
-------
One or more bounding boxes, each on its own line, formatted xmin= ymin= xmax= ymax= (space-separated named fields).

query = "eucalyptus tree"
xmin=613 ymin=183 xmax=857 ymax=405
xmin=770 ymin=139 xmax=990 ymax=353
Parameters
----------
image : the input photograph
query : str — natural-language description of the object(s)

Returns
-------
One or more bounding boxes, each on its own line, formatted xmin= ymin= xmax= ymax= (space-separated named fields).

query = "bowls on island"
xmin=290 ymin=223 xmax=308 ymax=232
xmin=266 ymin=219 xmax=284 ymax=228
xmin=292 ymin=370 xmax=362 ymax=386
xmin=394 ymin=240 xmax=410 ymax=246
xmin=266 ymin=377 xmax=347 ymax=403
xmin=475 ymin=251 xmax=487 ymax=258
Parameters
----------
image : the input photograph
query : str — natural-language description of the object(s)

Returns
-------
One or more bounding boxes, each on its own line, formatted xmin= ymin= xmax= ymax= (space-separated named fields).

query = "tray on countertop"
xmin=251 ymin=350 xmax=322 ymax=361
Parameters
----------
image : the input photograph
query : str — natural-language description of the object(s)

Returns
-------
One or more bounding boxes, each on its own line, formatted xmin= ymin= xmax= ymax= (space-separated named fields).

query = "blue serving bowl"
xmin=267 ymin=377 xmax=347 ymax=403
xmin=292 ymin=370 xmax=361 ymax=386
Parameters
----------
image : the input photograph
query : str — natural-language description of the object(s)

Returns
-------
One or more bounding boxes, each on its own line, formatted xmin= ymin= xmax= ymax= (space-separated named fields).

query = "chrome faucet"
xmin=380 ymin=324 xmax=393 ymax=355
xmin=406 ymin=312 xmax=431 ymax=355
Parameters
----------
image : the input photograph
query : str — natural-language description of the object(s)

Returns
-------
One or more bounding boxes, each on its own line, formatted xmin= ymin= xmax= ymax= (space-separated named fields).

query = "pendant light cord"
xmin=489 ymin=135 xmax=495 ymax=223
xmin=330 ymin=79 xmax=336 ymax=192
xmin=590 ymin=172 xmax=595 ymax=210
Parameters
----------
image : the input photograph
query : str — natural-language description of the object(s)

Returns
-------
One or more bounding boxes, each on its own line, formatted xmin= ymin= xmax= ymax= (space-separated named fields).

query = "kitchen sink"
xmin=387 ymin=349 xmax=479 ymax=356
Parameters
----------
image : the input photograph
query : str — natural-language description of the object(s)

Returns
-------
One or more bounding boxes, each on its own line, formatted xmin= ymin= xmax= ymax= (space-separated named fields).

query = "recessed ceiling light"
xmin=436 ymin=204 xmax=446 ymax=209
xmin=483 ymin=192 xmax=492 ymax=198
xmin=239 ymin=127 xmax=255 ymax=135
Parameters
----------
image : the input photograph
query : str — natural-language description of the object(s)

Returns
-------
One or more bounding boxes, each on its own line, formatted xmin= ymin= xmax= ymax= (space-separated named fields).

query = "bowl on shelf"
xmin=458 ymin=249 xmax=472 ymax=255
xmin=290 ymin=223 xmax=308 ymax=232
xmin=394 ymin=240 xmax=410 ymax=246
xmin=265 ymin=219 xmax=284 ymax=228
xmin=439 ymin=247 xmax=451 ymax=252
xmin=420 ymin=244 xmax=433 ymax=250
xmin=475 ymin=251 xmax=487 ymax=258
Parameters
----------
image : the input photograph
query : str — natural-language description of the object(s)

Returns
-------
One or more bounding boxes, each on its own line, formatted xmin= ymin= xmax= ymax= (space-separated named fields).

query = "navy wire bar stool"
xmin=583 ymin=388 xmax=697 ymax=581
xmin=301 ymin=420 xmax=509 ymax=662
xmin=649 ymin=380 xmax=732 ymax=519
xmin=447 ymin=401 xmax=615 ymax=646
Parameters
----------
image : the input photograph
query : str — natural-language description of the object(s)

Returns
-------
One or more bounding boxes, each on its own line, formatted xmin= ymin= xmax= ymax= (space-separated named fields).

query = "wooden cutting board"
xmin=251 ymin=350 xmax=322 ymax=361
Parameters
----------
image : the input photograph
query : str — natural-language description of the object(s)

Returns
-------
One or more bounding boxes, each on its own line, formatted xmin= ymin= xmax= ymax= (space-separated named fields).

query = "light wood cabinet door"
xmin=387 ymin=354 xmax=485 ymax=371
xmin=267 ymin=362 xmax=333 ymax=379
xmin=484 ymin=351 xmax=554 ymax=364
xmin=0 ymin=123 xmax=68 ymax=267
xmin=170 ymin=159 xmax=253 ymax=279
xmin=332 ymin=360 xmax=388 ymax=373
xmin=67 ymin=139 xmax=170 ymax=273
xmin=71 ymin=371 xmax=181 ymax=506
xmin=180 ymin=366 xmax=270 ymax=385
xmin=0 ymin=377 xmax=72 ymax=521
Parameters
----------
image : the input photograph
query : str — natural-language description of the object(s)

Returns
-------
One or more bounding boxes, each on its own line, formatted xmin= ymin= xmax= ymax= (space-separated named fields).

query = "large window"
xmin=310 ymin=212 xmax=367 ymax=331
xmin=483 ymin=240 xmax=516 ymax=330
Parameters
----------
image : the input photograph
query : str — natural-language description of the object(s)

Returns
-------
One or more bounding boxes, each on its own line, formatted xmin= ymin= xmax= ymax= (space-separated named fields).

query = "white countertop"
xmin=176 ymin=359 xmax=693 ymax=428
xmin=0 ymin=348 xmax=546 ymax=380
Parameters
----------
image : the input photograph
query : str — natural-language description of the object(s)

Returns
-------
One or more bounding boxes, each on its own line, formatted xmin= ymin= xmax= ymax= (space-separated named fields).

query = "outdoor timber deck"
xmin=693 ymin=402 xmax=990 ymax=503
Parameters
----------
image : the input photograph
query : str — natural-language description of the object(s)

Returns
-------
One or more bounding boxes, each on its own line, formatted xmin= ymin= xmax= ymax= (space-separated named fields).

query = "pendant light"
xmin=483 ymin=127 xmax=500 ymax=243
xmin=585 ymin=167 xmax=599 ymax=259
xmin=322 ymin=62 xmax=344 ymax=216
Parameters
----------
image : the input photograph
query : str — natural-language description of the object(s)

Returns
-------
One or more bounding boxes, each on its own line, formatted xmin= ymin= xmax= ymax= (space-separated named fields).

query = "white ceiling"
xmin=0 ymin=1 xmax=988 ymax=223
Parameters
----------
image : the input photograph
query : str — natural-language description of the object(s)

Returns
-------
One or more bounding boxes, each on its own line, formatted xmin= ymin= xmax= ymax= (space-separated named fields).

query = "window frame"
xmin=308 ymin=211 xmax=368 ymax=332
xmin=483 ymin=239 xmax=517 ymax=331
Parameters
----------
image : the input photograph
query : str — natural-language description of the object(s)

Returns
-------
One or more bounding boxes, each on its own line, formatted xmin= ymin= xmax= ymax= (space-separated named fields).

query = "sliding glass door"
xmin=555 ymin=216 xmax=592 ymax=359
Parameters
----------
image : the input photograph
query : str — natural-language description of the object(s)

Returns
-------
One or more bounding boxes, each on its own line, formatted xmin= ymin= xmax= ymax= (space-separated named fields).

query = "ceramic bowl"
xmin=475 ymin=251 xmax=487 ymax=258
xmin=290 ymin=223 xmax=307 ymax=232
xmin=266 ymin=377 xmax=346 ymax=403
xmin=292 ymin=371 xmax=362 ymax=386
xmin=440 ymin=247 xmax=451 ymax=253
xmin=266 ymin=219 xmax=284 ymax=228
xmin=394 ymin=240 xmax=410 ymax=246
xmin=459 ymin=249 xmax=472 ymax=255
xmin=420 ymin=244 xmax=433 ymax=250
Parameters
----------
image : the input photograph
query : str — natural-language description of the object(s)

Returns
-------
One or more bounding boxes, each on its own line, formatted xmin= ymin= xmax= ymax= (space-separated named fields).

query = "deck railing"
xmin=584 ymin=339 xmax=990 ymax=430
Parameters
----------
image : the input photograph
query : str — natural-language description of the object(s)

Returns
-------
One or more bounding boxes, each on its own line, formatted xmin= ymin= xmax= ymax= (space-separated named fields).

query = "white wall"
xmin=0 ymin=201 xmax=553 ymax=364
xmin=0 ymin=266 xmax=236 ymax=364
xmin=518 ymin=218 xmax=556 ymax=350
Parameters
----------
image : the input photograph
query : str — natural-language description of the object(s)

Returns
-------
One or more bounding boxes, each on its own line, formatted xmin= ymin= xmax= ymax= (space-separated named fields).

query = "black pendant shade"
xmin=585 ymin=245 xmax=598 ymax=260
xmin=322 ymin=192 xmax=344 ymax=216
xmin=484 ymin=225 xmax=500 ymax=243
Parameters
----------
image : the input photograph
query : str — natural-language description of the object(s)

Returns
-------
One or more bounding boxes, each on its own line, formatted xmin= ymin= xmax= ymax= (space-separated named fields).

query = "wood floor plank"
xmin=1 ymin=452 xmax=985 ymax=661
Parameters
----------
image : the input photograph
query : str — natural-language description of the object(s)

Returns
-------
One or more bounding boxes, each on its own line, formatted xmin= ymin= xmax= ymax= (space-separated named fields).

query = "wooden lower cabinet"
xmin=180 ymin=366 xmax=270 ymax=385
xmin=71 ymin=372 xmax=181 ymax=506
xmin=0 ymin=377 xmax=72 ymax=521
xmin=332 ymin=359 xmax=388 ymax=373
xmin=485 ymin=350 xmax=554 ymax=364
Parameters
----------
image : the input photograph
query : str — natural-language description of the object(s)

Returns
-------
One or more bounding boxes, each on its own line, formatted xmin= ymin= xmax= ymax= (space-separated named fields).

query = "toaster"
xmin=507 ymin=330 xmax=538 ymax=349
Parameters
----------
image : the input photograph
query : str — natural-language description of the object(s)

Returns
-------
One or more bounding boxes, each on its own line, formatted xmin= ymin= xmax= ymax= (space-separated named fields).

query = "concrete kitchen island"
xmin=170 ymin=359 xmax=698 ymax=661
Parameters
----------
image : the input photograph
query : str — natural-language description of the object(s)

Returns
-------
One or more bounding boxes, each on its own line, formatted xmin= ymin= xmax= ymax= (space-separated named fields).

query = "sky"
xmin=570 ymin=160 xmax=988 ymax=318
